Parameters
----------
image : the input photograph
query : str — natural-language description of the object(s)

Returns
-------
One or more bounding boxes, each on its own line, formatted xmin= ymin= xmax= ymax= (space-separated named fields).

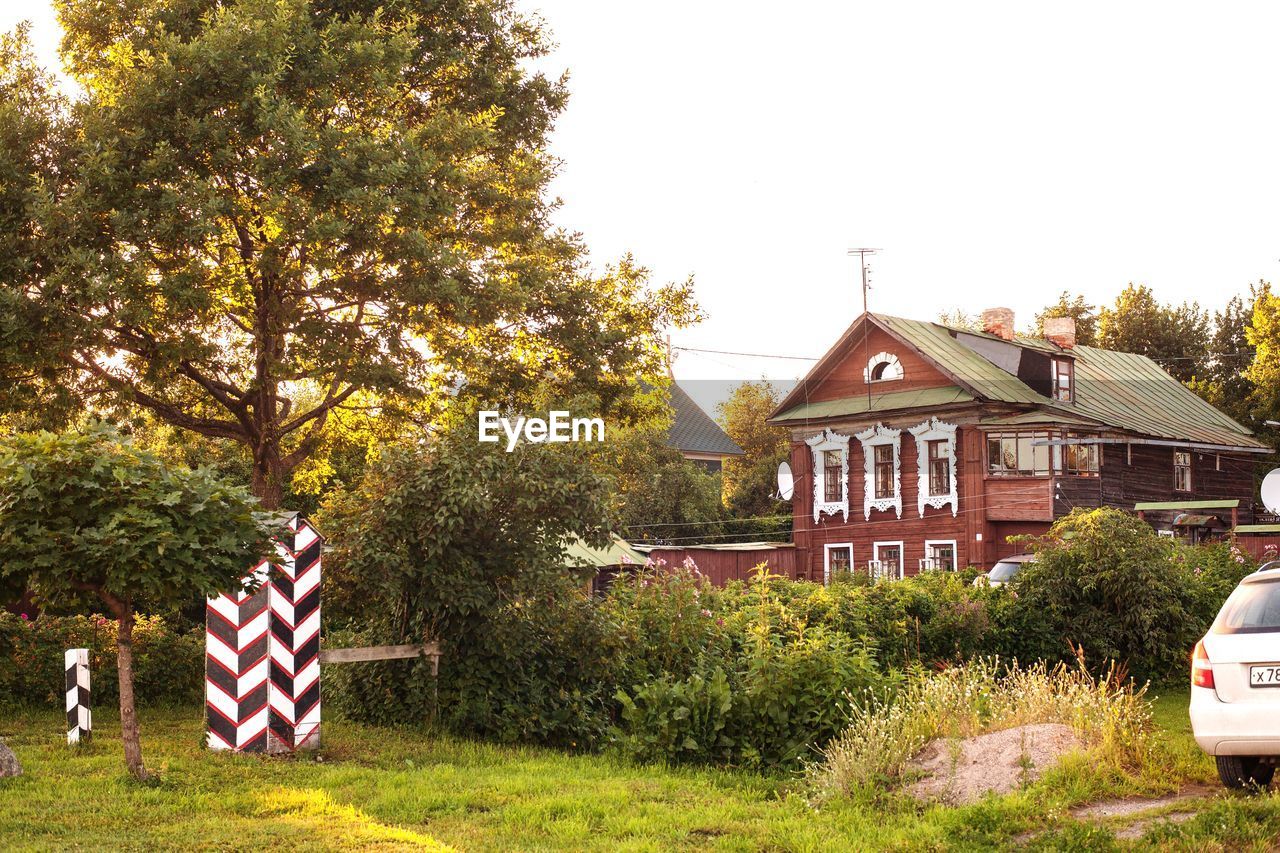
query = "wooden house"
xmin=768 ymin=309 xmax=1271 ymax=582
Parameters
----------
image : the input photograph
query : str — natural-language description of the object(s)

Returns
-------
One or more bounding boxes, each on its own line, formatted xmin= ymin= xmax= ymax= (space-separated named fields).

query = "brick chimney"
xmin=1043 ymin=316 xmax=1076 ymax=349
xmin=980 ymin=307 xmax=1015 ymax=341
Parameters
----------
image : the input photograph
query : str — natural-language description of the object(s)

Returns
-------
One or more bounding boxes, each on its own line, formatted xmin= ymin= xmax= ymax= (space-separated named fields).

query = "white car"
xmin=973 ymin=553 xmax=1036 ymax=588
xmin=1190 ymin=560 xmax=1280 ymax=789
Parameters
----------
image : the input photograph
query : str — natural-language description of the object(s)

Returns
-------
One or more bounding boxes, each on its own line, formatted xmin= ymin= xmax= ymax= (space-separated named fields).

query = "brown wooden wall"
xmin=1054 ymin=444 xmax=1258 ymax=521
xmin=644 ymin=546 xmax=799 ymax=586
xmin=1237 ymin=535 xmax=1280 ymax=562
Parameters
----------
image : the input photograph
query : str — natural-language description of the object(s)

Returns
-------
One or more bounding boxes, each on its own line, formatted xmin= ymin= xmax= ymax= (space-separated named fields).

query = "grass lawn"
xmin=3 ymin=690 xmax=1280 ymax=851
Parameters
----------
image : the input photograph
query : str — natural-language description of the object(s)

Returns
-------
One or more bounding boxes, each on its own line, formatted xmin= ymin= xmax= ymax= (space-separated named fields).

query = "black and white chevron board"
xmin=65 ymin=648 xmax=91 ymax=744
xmin=205 ymin=514 xmax=322 ymax=754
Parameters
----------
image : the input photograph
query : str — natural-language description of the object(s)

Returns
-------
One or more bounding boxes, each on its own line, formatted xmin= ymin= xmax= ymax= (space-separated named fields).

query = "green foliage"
xmin=1096 ymin=284 xmax=1211 ymax=382
xmin=605 ymin=429 xmax=725 ymax=543
xmin=1 ymin=0 xmax=698 ymax=506
xmin=715 ymin=380 xmax=790 ymax=537
xmin=0 ymin=423 xmax=276 ymax=614
xmin=318 ymin=418 xmax=616 ymax=745
xmin=0 ymin=613 xmax=204 ymax=707
xmin=1035 ymin=291 xmax=1098 ymax=345
xmin=1014 ymin=508 xmax=1208 ymax=680
xmin=615 ymin=667 xmax=736 ymax=765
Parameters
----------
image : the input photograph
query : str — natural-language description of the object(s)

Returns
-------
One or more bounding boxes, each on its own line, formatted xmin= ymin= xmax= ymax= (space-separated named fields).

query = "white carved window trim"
xmin=823 ymin=542 xmax=854 ymax=585
xmin=923 ymin=539 xmax=958 ymax=572
xmin=807 ymin=429 xmax=850 ymax=522
xmin=854 ymin=423 xmax=902 ymax=519
xmin=908 ymin=417 xmax=959 ymax=517
xmin=863 ymin=351 xmax=904 ymax=383
xmin=871 ymin=541 xmax=905 ymax=581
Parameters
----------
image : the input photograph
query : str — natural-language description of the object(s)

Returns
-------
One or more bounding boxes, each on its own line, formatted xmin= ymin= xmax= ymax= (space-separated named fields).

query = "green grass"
xmin=2 ymin=691 xmax=1279 ymax=850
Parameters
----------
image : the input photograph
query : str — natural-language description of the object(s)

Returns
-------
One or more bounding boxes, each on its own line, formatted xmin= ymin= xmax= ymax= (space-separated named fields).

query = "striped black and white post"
xmin=65 ymin=648 xmax=91 ymax=744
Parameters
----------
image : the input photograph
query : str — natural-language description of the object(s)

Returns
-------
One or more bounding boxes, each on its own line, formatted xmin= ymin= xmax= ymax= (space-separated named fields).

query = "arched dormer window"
xmin=864 ymin=351 xmax=903 ymax=383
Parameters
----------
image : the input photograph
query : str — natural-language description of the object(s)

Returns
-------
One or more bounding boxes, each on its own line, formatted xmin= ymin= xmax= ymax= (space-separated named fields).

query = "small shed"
xmin=1235 ymin=523 xmax=1280 ymax=562
xmin=564 ymin=535 xmax=648 ymax=595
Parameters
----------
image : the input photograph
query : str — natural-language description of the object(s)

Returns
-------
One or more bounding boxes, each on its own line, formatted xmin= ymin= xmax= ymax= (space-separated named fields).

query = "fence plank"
xmin=319 ymin=643 xmax=440 ymax=664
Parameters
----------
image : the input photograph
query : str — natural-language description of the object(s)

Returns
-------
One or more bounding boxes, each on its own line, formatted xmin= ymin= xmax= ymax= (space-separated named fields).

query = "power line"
xmin=672 ymin=345 xmax=818 ymax=362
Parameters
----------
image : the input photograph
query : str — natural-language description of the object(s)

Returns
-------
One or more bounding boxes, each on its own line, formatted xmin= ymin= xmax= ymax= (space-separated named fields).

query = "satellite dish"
xmin=776 ymin=461 xmax=795 ymax=501
xmin=1262 ymin=468 xmax=1280 ymax=515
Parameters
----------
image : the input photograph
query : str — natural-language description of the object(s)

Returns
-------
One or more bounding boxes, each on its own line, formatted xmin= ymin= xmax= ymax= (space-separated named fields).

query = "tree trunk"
xmin=115 ymin=609 xmax=148 ymax=781
xmin=252 ymin=443 xmax=285 ymax=511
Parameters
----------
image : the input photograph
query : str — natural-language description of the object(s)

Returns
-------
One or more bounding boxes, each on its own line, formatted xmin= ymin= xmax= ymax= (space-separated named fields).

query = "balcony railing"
xmin=866 ymin=560 xmax=903 ymax=582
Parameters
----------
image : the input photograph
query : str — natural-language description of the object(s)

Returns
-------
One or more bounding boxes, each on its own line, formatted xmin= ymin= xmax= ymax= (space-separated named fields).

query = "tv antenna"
xmin=848 ymin=248 xmax=880 ymax=409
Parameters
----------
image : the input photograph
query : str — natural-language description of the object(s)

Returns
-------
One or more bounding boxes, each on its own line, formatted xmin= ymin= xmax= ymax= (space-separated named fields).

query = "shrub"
xmin=1012 ymin=508 xmax=1200 ymax=681
xmin=0 ymin=612 xmax=204 ymax=707
xmin=614 ymin=667 xmax=736 ymax=765
xmin=808 ymin=658 xmax=1153 ymax=800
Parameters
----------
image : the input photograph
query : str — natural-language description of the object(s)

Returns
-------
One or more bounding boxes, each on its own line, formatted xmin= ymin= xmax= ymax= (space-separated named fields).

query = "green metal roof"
xmin=772 ymin=386 xmax=974 ymax=423
xmin=1236 ymin=524 xmax=1280 ymax=534
xmin=1134 ymin=499 xmax=1240 ymax=511
xmin=873 ymin=314 xmax=1047 ymax=405
xmin=563 ymin=535 xmax=646 ymax=568
xmin=1065 ymin=345 xmax=1267 ymax=450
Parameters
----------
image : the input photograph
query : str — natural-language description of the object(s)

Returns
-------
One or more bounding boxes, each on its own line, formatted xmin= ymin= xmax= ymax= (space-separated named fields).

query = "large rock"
xmin=0 ymin=738 xmax=21 ymax=778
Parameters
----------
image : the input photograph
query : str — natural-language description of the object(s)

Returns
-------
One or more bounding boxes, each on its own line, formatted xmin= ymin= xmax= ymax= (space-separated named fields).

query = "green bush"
xmin=0 ymin=612 xmax=204 ymax=707
xmin=1012 ymin=508 xmax=1207 ymax=680
xmin=615 ymin=667 xmax=736 ymax=765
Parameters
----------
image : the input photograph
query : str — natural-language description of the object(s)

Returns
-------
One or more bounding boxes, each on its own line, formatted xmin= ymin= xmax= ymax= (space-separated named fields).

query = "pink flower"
xmin=701 ymin=609 xmax=712 ymax=618
xmin=19 ymin=613 xmax=28 ymax=621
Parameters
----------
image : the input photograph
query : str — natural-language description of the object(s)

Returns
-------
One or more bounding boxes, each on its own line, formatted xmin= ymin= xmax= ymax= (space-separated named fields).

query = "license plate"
xmin=1250 ymin=666 xmax=1280 ymax=687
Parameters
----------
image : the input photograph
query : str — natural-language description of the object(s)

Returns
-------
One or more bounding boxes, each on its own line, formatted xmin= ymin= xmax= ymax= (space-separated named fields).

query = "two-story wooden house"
xmin=768 ymin=308 xmax=1270 ymax=582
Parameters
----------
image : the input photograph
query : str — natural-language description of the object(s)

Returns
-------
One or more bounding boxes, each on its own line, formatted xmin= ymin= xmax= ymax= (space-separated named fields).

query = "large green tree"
xmin=0 ymin=0 xmax=694 ymax=508
xmin=1245 ymin=282 xmax=1280 ymax=435
xmin=1034 ymin=291 xmax=1098 ymax=346
xmin=718 ymin=380 xmax=789 ymax=533
xmin=1096 ymin=284 xmax=1210 ymax=382
xmin=0 ymin=424 xmax=275 ymax=779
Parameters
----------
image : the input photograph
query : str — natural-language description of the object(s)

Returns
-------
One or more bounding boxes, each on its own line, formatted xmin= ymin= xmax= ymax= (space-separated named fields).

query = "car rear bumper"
xmin=1190 ymin=685 xmax=1280 ymax=755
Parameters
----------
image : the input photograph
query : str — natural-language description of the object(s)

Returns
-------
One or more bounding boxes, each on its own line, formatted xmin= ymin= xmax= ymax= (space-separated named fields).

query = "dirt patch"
xmin=905 ymin=723 xmax=1082 ymax=805
xmin=1071 ymin=785 xmax=1216 ymax=821
xmin=1113 ymin=810 xmax=1198 ymax=841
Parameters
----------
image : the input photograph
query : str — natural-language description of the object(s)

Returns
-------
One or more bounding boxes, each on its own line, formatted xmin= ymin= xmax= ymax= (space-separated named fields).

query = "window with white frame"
xmin=1052 ymin=358 xmax=1074 ymax=402
xmin=922 ymin=540 xmax=957 ymax=571
xmin=855 ymin=423 xmax=902 ymax=519
xmin=806 ymin=429 xmax=850 ymax=522
xmin=824 ymin=543 xmax=853 ymax=584
xmin=871 ymin=541 xmax=904 ymax=581
xmin=1174 ymin=450 xmax=1193 ymax=492
xmin=863 ymin=351 xmax=903 ymax=383
xmin=909 ymin=417 xmax=958 ymax=517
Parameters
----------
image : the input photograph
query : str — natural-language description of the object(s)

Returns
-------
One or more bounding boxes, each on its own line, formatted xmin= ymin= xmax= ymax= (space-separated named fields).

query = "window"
xmin=1174 ymin=450 xmax=1193 ymax=492
xmin=807 ymin=429 xmax=850 ymax=522
xmin=824 ymin=543 xmax=853 ymax=584
xmin=872 ymin=542 xmax=904 ymax=581
xmin=823 ymin=450 xmax=843 ymax=502
xmin=986 ymin=431 xmax=1051 ymax=476
xmin=910 ymin=417 xmax=958 ymax=517
xmin=863 ymin=351 xmax=903 ymax=383
xmin=1064 ymin=441 xmax=1099 ymax=475
xmin=923 ymin=540 xmax=957 ymax=571
xmin=1052 ymin=358 xmax=1074 ymax=402
xmin=874 ymin=445 xmax=894 ymax=499
xmin=855 ymin=423 xmax=903 ymax=519
xmin=927 ymin=439 xmax=950 ymax=495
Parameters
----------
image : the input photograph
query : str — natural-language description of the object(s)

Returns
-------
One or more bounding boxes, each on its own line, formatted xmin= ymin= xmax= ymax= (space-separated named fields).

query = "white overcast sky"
xmin=9 ymin=1 xmax=1280 ymax=393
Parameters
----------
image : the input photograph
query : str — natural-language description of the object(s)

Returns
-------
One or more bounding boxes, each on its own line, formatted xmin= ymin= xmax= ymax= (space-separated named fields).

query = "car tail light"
xmin=1192 ymin=639 xmax=1215 ymax=689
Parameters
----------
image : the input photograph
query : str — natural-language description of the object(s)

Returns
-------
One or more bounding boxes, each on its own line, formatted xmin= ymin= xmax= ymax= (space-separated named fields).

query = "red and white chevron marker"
xmin=206 ymin=513 xmax=322 ymax=754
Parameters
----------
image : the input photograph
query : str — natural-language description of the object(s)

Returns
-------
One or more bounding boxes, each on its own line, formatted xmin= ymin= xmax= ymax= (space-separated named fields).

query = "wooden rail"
xmin=319 ymin=642 xmax=441 ymax=678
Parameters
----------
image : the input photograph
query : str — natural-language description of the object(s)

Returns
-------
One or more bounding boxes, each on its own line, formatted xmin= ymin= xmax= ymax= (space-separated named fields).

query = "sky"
xmin=8 ymin=1 xmax=1280 ymax=413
